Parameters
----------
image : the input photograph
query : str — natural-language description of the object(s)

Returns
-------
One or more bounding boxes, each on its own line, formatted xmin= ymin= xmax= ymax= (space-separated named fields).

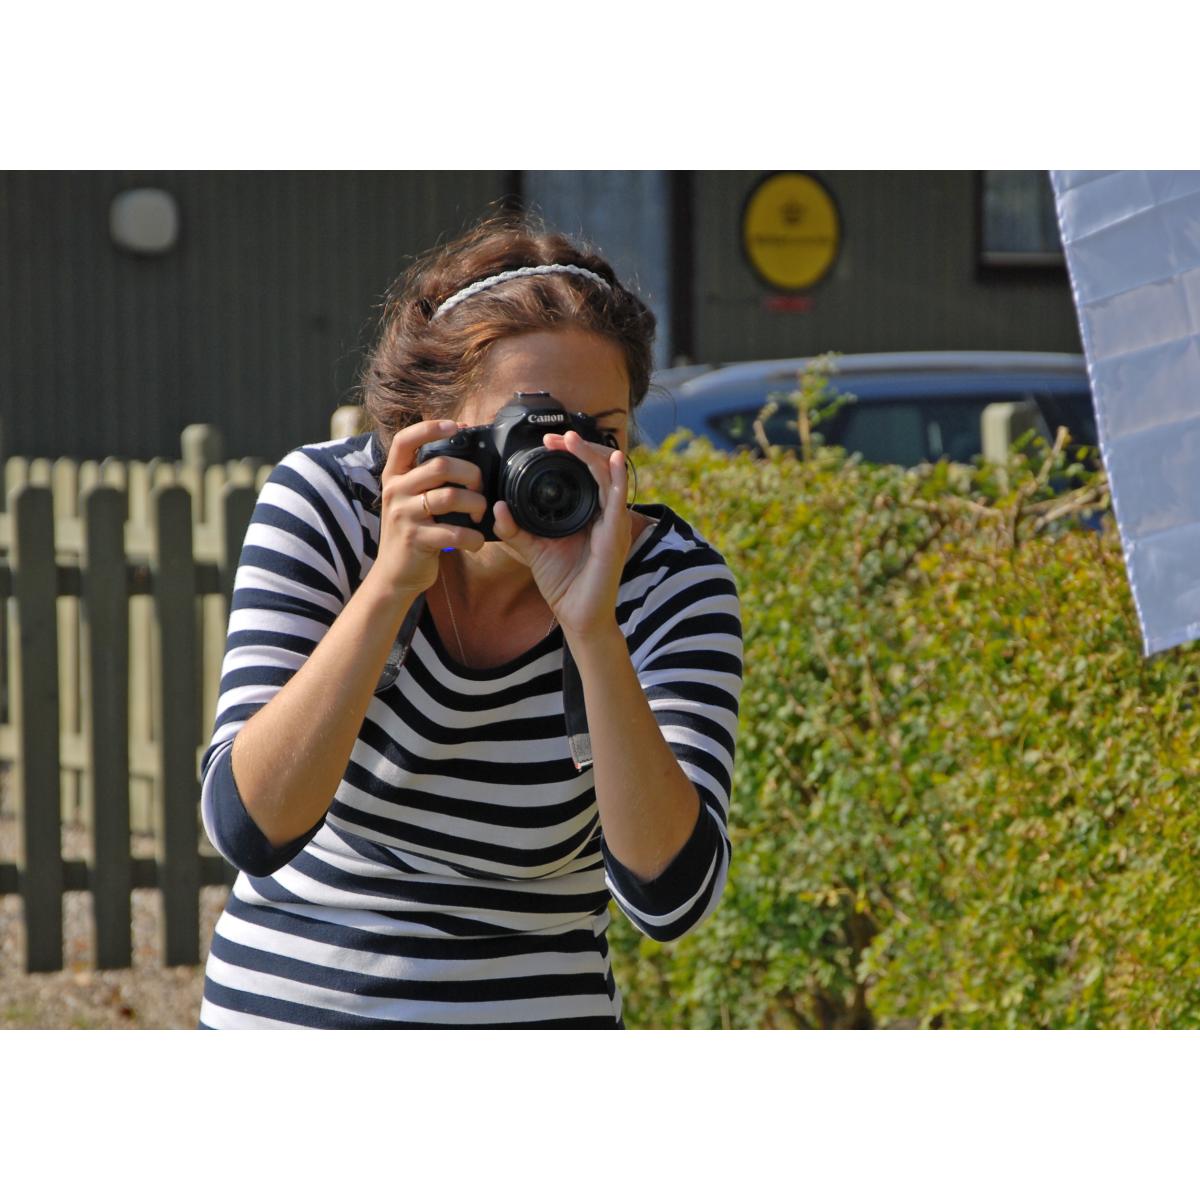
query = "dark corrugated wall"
xmin=690 ymin=170 xmax=1083 ymax=364
xmin=0 ymin=171 xmax=514 ymax=461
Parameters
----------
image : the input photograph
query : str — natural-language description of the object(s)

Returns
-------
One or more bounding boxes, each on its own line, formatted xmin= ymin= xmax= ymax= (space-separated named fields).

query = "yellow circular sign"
xmin=742 ymin=172 xmax=841 ymax=292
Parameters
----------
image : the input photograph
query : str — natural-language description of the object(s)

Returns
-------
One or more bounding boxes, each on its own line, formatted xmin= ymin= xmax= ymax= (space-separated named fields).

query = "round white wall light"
xmin=109 ymin=188 xmax=179 ymax=255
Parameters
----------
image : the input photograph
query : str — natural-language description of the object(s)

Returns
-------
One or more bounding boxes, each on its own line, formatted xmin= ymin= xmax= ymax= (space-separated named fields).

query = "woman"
xmin=198 ymin=214 xmax=743 ymax=1028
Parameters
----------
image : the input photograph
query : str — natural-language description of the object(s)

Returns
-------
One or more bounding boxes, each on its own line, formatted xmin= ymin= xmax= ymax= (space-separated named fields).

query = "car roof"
xmin=665 ymin=350 xmax=1087 ymax=395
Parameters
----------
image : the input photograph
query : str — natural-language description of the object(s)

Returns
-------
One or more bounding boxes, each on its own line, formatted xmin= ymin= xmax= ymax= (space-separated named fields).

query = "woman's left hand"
xmin=492 ymin=430 xmax=633 ymax=640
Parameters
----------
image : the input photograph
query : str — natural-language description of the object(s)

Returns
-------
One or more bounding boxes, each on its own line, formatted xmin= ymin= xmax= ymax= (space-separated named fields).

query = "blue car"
xmin=633 ymin=351 xmax=1097 ymax=467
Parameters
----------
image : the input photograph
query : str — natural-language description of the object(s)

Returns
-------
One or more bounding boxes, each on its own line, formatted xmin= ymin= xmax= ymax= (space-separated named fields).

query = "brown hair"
xmin=357 ymin=211 xmax=657 ymax=445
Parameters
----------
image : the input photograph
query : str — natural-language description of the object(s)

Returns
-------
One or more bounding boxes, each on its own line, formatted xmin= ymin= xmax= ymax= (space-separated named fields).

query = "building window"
xmin=979 ymin=171 xmax=1064 ymax=267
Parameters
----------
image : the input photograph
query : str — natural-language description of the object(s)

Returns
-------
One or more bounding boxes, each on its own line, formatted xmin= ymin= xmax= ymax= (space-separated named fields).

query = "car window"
xmin=702 ymin=385 xmax=1093 ymax=466
xmin=710 ymin=395 xmax=1013 ymax=465
xmin=831 ymin=402 xmax=928 ymax=464
xmin=1036 ymin=390 xmax=1098 ymax=448
xmin=707 ymin=406 xmax=802 ymax=449
xmin=908 ymin=399 xmax=991 ymax=462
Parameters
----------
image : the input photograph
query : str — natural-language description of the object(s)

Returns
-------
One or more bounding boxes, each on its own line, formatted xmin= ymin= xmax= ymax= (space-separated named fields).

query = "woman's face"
xmin=455 ymin=327 xmax=631 ymax=451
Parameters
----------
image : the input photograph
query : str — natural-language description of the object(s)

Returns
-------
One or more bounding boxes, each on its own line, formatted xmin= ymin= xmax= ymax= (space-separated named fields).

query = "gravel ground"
xmin=0 ymin=805 xmax=228 ymax=1030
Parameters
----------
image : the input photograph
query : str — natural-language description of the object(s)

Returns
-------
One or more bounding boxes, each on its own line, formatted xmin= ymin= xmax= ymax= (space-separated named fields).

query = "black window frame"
xmin=975 ymin=170 xmax=1067 ymax=273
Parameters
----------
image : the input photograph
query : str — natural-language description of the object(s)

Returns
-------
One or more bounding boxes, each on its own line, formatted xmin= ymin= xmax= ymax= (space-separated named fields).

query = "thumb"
xmin=491 ymin=501 xmax=536 ymax=561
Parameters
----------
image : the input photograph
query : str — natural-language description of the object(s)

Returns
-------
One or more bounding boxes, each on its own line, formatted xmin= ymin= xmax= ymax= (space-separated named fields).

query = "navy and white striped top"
xmin=198 ymin=433 xmax=743 ymax=1029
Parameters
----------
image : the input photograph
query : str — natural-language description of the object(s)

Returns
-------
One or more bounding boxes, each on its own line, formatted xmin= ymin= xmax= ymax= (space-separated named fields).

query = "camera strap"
xmin=372 ymin=596 xmax=426 ymax=695
xmin=373 ymin=595 xmax=594 ymax=771
xmin=561 ymin=649 xmax=592 ymax=770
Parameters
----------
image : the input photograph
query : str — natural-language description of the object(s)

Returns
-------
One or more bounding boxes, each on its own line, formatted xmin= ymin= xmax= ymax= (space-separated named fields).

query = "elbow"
xmin=201 ymin=742 xmax=322 ymax=877
xmin=605 ymin=821 xmax=731 ymax=943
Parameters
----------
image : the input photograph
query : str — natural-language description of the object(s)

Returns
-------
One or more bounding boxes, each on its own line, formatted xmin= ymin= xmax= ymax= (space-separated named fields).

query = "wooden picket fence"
xmin=0 ymin=423 xmax=311 ymax=973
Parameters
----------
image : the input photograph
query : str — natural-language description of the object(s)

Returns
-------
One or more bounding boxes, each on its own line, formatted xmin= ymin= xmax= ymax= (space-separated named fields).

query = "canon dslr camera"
xmin=415 ymin=392 xmax=619 ymax=541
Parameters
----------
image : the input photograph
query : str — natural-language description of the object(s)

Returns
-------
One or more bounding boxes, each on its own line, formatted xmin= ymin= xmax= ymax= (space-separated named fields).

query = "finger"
xmin=574 ymin=429 xmax=622 ymax=480
xmin=492 ymin=501 xmax=538 ymax=559
xmin=421 ymin=485 xmax=489 ymax=525
xmin=545 ymin=431 xmax=613 ymax=507
xmin=382 ymin=419 xmax=459 ymax=482
xmin=543 ymin=429 xmax=617 ymax=465
xmin=606 ymin=449 xmax=629 ymax=507
xmin=591 ymin=451 xmax=628 ymax=530
xmin=491 ymin=500 xmax=523 ymax=543
xmin=558 ymin=429 xmax=612 ymax=460
xmin=404 ymin=454 xmax=485 ymax=496
xmin=584 ymin=453 xmax=630 ymax=567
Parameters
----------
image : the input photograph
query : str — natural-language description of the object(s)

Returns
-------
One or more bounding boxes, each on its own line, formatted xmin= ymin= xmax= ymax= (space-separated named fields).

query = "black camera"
xmin=414 ymin=392 xmax=619 ymax=541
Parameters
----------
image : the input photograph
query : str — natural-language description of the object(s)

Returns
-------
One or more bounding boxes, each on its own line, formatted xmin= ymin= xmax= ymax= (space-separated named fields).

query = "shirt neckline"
xmin=417 ymin=506 xmax=670 ymax=681
xmin=418 ymin=598 xmax=563 ymax=681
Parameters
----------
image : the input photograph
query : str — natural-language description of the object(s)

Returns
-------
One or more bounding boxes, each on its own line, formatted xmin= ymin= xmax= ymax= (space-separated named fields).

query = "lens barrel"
xmin=503 ymin=448 xmax=597 ymax=537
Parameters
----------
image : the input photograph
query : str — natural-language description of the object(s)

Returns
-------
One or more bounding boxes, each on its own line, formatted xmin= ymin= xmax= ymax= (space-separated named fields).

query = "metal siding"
xmin=692 ymin=170 xmax=1082 ymax=364
xmin=0 ymin=171 xmax=511 ymax=461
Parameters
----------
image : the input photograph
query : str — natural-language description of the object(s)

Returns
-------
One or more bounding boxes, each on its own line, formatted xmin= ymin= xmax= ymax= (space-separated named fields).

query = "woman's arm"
xmin=203 ymin=422 xmax=490 ymax=863
xmin=570 ymin=558 xmax=742 ymax=940
xmin=494 ymin=433 xmax=742 ymax=937
xmin=227 ymin=570 xmax=419 ymax=847
xmin=567 ymin=622 xmax=703 ymax=882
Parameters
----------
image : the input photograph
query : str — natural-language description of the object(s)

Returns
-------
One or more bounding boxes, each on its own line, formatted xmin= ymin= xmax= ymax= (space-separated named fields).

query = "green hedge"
xmin=611 ymin=425 xmax=1200 ymax=1028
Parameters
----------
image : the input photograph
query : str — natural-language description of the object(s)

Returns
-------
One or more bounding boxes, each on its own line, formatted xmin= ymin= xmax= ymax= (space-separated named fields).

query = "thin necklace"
xmin=439 ymin=568 xmax=557 ymax=668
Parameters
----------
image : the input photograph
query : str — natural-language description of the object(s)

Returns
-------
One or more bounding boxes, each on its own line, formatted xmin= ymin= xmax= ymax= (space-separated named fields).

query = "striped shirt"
xmin=198 ymin=433 xmax=743 ymax=1029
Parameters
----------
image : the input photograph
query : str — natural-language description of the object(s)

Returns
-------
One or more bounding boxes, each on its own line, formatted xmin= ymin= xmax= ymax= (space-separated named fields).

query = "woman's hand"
xmin=492 ymin=430 xmax=633 ymax=639
xmin=372 ymin=420 xmax=488 ymax=600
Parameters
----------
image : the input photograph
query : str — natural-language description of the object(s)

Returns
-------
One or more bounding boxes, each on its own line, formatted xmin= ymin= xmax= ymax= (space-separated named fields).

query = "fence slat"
xmin=5 ymin=458 xmax=29 ymax=506
xmin=128 ymin=590 xmax=155 ymax=834
xmin=83 ymin=485 xmax=132 ymax=969
xmin=99 ymin=458 xmax=129 ymax=512
xmin=151 ymin=484 xmax=200 ymax=965
xmin=11 ymin=485 xmax=63 ymax=972
xmin=221 ymin=484 xmax=257 ymax=617
xmin=127 ymin=461 xmax=149 ymax=528
xmin=54 ymin=458 xmax=82 ymax=825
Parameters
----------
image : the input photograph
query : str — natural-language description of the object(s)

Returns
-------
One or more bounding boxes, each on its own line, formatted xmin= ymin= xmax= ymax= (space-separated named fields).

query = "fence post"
xmin=53 ymin=457 xmax=82 ymax=827
xmin=181 ymin=425 xmax=224 ymax=526
xmin=151 ymin=484 xmax=201 ymax=966
xmin=11 ymin=485 xmax=63 ymax=972
xmin=181 ymin=425 xmax=224 ymax=471
xmin=82 ymin=484 xmax=133 ymax=969
xmin=330 ymin=405 xmax=366 ymax=440
xmin=127 ymin=459 xmax=154 ymax=833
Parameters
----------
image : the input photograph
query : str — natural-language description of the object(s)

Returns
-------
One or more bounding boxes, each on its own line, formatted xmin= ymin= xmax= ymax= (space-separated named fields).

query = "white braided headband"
xmin=432 ymin=263 xmax=612 ymax=320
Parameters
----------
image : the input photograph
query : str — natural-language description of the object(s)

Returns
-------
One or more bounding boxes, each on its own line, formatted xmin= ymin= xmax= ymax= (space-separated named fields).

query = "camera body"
xmin=414 ymin=392 xmax=618 ymax=541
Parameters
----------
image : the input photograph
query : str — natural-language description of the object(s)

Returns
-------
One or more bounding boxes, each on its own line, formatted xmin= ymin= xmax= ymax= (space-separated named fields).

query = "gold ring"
xmin=422 ymin=492 xmax=433 ymax=519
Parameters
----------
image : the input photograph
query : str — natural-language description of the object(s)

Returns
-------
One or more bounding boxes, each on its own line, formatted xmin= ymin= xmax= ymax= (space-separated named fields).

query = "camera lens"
xmin=503 ymin=449 xmax=597 ymax=537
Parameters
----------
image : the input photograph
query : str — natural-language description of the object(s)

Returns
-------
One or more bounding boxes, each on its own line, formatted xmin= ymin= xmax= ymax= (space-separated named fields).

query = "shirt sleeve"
xmin=199 ymin=446 xmax=364 ymax=876
xmin=602 ymin=544 xmax=743 ymax=942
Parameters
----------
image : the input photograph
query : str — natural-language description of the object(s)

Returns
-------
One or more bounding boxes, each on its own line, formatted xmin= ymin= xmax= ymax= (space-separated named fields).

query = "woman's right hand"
xmin=371 ymin=419 xmax=489 ymax=598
